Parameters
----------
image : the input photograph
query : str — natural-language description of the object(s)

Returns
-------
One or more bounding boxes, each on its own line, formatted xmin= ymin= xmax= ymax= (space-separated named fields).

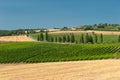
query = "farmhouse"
xmin=48 ymin=29 xmax=61 ymax=32
xmin=35 ymin=30 xmax=41 ymax=33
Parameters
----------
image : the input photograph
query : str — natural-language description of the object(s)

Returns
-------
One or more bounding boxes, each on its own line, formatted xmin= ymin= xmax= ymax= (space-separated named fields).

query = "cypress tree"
xmin=118 ymin=35 xmax=120 ymax=43
xmin=63 ymin=35 xmax=66 ymax=43
xmin=58 ymin=37 xmax=62 ymax=42
xmin=71 ymin=33 xmax=75 ymax=43
xmin=86 ymin=33 xmax=89 ymax=43
xmin=89 ymin=36 xmax=94 ymax=44
xmin=50 ymin=37 xmax=54 ymax=42
xmin=45 ymin=31 xmax=48 ymax=41
xmin=48 ymin=35 xmax=51 ymax=42
xmin=37 ymin=35 xmax=40 ymax=41
xmin=40 ymin=32 xmax=44 ymax=41
xmin=55 ymin=37 xmax=58 ymax=42
xmin=80 ymin=34 xmax=84 ymax=43
xmin=94 ymin=34 xmax=98 ymax=43
xmin=100 ymin=33 xmax=103 ymax=43
xmin=66 ymin=35 xmax=70 ymax=42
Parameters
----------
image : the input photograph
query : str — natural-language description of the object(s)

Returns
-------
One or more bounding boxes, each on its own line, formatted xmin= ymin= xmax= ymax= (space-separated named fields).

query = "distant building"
xmin=35 ymin=30 xmax=41 ymax=33
xmin=25 ymin=31 xmax=28 ymax=34
xmin=48 ymin=29 xmax=61 ymax=32
xmin=71 ymin=27 xmax=77 ymax=31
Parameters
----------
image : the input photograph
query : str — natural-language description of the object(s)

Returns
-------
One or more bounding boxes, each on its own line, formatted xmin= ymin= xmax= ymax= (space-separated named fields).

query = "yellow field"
xmin=0 ymin=59 xmax=120 ymax=80
xmin=0 ymin=35 xmax=34 ymax=42
xmin=49 ymin=30 xmax=120 ymax=35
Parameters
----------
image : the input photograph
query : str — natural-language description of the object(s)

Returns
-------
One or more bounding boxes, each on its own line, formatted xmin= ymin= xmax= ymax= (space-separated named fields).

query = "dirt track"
xmin=0 ymin=59 xmax=120 ymax=80
xmin=0 ymin=35 xmax=34 ymax=42
xmin=49 ymin=30 xmax=120 ymax=35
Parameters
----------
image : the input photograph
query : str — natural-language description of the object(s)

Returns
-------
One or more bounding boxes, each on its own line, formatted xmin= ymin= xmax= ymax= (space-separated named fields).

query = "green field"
xmin=0 ymin=42 xmax=120 ymax=63
xmin=29 ymin=33 xmax=119 ymax=43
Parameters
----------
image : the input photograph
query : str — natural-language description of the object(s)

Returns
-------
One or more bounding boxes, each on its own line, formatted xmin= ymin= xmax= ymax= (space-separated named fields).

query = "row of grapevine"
xmin=0 ymin=42 xmax=120 ymax=63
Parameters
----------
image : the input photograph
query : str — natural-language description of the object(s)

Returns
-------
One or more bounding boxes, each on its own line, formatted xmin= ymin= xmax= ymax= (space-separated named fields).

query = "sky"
xmin=0 ymin=0 xmax=120 ymax=30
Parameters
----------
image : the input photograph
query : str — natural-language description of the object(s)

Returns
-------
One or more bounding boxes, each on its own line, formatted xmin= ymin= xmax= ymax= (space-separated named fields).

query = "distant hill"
xmin=77 ymin=23 xmax=120 ymax=31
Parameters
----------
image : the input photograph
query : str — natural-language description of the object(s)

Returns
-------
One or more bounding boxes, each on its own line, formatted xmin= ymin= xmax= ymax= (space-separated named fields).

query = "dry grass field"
xmin=0 ymin=59 xmax=120 ymax=80
xmin=49 ymin=30 xmax=120 ymax=35
xmin=0 ymin=35 xmax=34 ymax=42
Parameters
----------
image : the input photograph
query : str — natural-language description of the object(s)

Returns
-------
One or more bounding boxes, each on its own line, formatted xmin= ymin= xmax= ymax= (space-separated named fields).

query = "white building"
xmin=48 ymin=29 xmax=61 ymax=32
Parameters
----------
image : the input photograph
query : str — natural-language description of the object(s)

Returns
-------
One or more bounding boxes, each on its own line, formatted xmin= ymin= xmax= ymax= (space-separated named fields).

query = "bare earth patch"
xmin=0 ymin=59 xmax=120 ymax=80
xmin=49 ymin=30 xmax=120 ymax=35
xmin=0 ymin=35 xmax=34 ymax=42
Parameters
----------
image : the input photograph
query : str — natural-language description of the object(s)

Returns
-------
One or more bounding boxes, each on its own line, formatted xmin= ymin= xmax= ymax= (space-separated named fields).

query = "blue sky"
xmin=0 ymin=0 xmax=120 ymax=30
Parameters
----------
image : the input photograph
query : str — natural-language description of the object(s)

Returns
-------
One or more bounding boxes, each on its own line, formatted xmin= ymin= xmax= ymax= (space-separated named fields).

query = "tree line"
xmin=37 ymin=31 xmax=107 ymax=44
xmin=81 ymin=23 xmax=120 ymax=31
xmin=0 ymin=29 xmax=36 ymax=36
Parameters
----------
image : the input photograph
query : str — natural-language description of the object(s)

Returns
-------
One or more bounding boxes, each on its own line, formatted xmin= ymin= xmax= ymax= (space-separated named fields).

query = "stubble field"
xmin=0 ymin=59 xmax=120 ymax=80
xmin=0 ymin=35 xmax=34 ymax=42
xmin=49 ymin=30 xmax=120 ymax=35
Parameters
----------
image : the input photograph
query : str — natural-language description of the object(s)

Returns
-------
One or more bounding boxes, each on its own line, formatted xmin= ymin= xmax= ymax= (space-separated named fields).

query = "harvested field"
xmin=0 ymin=35 xmax=34 ymax=42
xmin=0 ymin=59 xmax=120 ymax=80
xmin=49 ymin=30 xmax=120 ymax=35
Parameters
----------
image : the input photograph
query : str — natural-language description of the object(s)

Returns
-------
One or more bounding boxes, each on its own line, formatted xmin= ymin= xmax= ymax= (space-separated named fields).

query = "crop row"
xmin=0 ymin=42 xmax=120 ymax=63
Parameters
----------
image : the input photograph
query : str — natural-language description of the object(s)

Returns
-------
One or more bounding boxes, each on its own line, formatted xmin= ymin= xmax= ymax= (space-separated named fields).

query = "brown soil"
xmin=0 ymin=35 xmax=34 ymax=42
xmin=0 ymin=59 xmax=120 ymax=80
xmin=49 ymin=30 xmax=120 ymax=35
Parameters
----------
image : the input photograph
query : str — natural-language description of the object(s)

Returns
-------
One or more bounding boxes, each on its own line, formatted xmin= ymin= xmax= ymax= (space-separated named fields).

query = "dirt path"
xmin=0 ymin=59 xmax=120 ymax=80
xmin=0 ymin=35 xmax=34 ymax=42
xmin=49 ymin=30 xmax=120 ymax=35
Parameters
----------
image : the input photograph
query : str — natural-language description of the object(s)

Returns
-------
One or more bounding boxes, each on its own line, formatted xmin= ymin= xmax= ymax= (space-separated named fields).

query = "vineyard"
xmin=0 ymin=42 xmax=120 ymax=63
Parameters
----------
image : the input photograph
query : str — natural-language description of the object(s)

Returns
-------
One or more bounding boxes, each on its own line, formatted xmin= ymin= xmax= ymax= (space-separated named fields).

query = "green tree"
xmin=80 ymin=34 xmax=84 ymax=43
xmin=61 ymin=26 xmax=69 ymax=30
xmin=94 ymin=34 xmax=98 ymax=43
xmin=48 ymin=35 xmax=51 ymax=42
xmin=58 ymin=37 xmax=62 ymax=42
xmin=89 ymin=36 xmax=94 ymax=44
xmin=62 ymin=35 xmax=66 ymax=43
xmin=45 ymin=31 xmax=49 ymax=41
xmin=118 ymin=27 xmax=120 ymax=31
xmin=40 ymin=32 xmax=44 ymax=41
xmin=50 ymin=37 xmax=54 ymax=42
xmin=84 ymin=26 xmax=93 ymax=30
xmin=86 ymin=33 xmax=89 ymax=43
xmin=37 ymin=35 xmax=40 ymax=41
xmin=55 ymin=37 xmax=58 ymax=42
xmin=118 ymin=35 xmax=120 ymax=43
xmin=100 ymin=33 xmax=103 ymax=43
xmin=71 ymin=33 xmax=75 ymax=43
xmin=66 ymin=35 xmax=70 ymax=42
